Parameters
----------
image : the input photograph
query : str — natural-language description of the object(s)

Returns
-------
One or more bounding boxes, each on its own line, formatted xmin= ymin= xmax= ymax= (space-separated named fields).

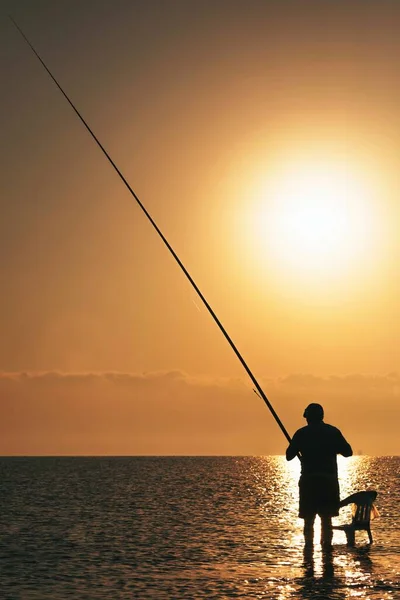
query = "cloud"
xmin=279 ymin=372 xmax=400 ymax=395
xmin=0 ymin=370 xmax=398 ymax=455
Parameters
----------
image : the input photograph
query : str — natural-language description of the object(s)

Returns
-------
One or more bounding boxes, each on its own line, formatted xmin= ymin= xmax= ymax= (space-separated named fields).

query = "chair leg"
xmin=367 ymin=527 xmax=373 ymax=544
xmin=345 ymin=527 xmax=355 ymax=546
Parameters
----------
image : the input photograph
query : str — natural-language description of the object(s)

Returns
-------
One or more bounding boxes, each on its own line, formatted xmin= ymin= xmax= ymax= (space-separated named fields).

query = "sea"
xmin=0 ymin=456 xmax=399 ymax=600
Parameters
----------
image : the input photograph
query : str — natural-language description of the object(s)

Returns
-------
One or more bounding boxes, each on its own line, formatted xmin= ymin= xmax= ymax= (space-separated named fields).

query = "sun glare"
xmin=248 ymin=159 xmax=379 ymax=288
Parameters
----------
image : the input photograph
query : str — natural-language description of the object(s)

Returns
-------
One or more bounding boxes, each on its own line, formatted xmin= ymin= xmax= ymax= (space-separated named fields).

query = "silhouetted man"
xmin=286 ymin=403 xmax=352 ymax=548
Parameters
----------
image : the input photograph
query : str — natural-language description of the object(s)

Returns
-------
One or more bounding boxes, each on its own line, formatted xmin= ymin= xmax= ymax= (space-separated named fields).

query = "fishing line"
xmin=9 ymin=15 xmax=292 ymax=445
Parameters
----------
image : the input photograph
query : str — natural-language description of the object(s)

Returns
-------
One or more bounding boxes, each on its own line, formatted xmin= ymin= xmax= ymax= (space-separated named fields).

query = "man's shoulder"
xmin=293 ymin=425 xmax=309 ymax=437
xmin=322 ymin=423 xmax=343 ymax=435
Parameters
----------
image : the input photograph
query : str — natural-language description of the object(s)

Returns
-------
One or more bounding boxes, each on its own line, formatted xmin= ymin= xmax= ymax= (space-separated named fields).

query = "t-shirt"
xmin=286 ymin=422 xmax=352 ymax=477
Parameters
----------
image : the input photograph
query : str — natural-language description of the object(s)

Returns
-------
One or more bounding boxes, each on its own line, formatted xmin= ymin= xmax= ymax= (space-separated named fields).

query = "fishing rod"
xmin=9 ymin=15 xmax=292 ymax=446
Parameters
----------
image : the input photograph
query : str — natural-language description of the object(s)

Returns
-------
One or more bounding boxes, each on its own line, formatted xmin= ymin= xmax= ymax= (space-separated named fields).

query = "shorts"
xmin=298 ymin=474 xmax=340 ymax=519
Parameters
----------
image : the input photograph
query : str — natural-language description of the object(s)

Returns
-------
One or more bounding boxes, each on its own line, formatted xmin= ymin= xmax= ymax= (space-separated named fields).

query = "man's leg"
xmin=303 ymin=514 xmax=316 ymax=547
xmin=320 ymin=515 xmax=333 ymax=547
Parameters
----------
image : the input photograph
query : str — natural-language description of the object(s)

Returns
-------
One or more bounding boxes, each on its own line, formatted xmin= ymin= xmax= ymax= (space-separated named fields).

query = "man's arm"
xmin=337 ymin=430 xmax=353 ymax=457
xmin=286 ymin=431 xmax=300 ymax=461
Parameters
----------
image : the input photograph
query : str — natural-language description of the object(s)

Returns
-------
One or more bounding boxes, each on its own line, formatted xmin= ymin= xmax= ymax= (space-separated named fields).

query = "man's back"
xmin=287 ymin=422 xmax=352 ymax=477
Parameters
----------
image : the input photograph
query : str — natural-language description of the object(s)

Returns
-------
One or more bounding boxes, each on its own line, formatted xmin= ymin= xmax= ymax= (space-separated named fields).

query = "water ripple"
xmin=0 ymin=456 xmax=398 ymax=599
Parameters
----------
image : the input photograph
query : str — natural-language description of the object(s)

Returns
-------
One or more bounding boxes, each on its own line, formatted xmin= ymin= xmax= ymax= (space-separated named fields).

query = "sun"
xmin=251 ymin=160 xmax=377 ymax=283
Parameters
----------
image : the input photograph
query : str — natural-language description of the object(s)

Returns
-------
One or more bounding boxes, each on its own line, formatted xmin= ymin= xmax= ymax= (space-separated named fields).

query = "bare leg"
xmin=304 ymin=515 xmax=315 ymax=547
xmin=321 ymin=515 xmax=333 ymax=548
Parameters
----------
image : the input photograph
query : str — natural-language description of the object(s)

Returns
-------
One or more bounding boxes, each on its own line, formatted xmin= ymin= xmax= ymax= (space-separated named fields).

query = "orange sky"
xmin=1 ymin=1 xmax=399 ymax=455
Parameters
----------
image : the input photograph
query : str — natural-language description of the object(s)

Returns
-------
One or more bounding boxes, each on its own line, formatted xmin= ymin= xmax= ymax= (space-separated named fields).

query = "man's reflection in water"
xmin=298 ymin=546 xmax=374 ymax=600
xmin=298 ymin=546 xmax=343 ymax=600
xmin=302 ymin=545 xmax=334 ymax=578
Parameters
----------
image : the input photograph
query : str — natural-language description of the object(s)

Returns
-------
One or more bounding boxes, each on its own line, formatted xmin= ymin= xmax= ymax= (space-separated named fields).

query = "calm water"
xmin=0 ymin=456 xmax=399 ymax=599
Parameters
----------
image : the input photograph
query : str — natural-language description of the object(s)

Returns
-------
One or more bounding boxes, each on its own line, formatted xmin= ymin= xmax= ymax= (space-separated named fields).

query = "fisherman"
xmin=286 ymin=403 xmax=353 ymax=548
